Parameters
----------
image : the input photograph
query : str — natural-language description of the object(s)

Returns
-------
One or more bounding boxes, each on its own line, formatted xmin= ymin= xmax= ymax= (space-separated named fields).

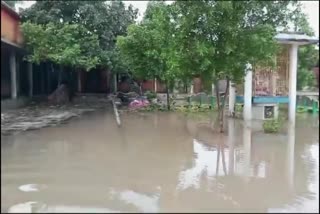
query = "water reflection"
xmin=1 ymin=112 xmax=319 ymax=213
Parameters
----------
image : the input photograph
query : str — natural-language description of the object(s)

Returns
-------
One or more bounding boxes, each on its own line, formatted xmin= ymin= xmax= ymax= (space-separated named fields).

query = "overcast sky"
xmin=17 ymin=1 xmax=319 ymax=37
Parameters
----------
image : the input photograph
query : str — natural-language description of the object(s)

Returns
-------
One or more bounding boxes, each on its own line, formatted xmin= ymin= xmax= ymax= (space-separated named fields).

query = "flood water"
xmin=1 ymin=111 xmax=319 ymax=213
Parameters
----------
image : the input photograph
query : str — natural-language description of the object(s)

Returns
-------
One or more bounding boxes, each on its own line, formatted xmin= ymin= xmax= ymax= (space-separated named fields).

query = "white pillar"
xmin=287 ymin=124 xmax=295 ymax=192
xmin=229 ymin=82 xmax=236 ymax=116
xmin=288 ymin=44 xmax=299 ymax=125
xmin=10 ymin=52 xmax=17 ymax=99
xmin=243 ymin=64 xmax=253 ymax=121
xmin=190 ymin=84 xmax=194 ymax=95
xmin=28 ymin=63 xmax=33 ymax=97
xmin=154 ymin=78 xmax=157 ymax=93
xmin=211 ymin=83 xmax=215 ymax=96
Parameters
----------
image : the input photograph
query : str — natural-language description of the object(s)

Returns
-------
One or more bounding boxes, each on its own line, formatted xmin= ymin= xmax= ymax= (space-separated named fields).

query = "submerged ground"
xmin=1 ymin=110 xmax=319 ymax=213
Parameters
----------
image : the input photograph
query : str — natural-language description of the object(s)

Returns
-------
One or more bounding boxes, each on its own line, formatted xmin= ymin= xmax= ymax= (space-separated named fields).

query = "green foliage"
xmin=144 ymin=91 xmax=157 ymax=101
xmin=174 ymin=104 xmax=215 ymax=113
xmin=297 ymin=68 xmax=316 ymax=90
xmin=263 ymin=118 xmax=283 ymax=133
xmin=21 ymin=22 xmax=100 ymax=71
xmin=117 ymin=2 xmax=176 ymax=87
xmin=139 ymin=104 xmax=168 ymax=112
xmin=290 ymin=6 xmax=319 ymax=90
xmin=117 ymin=1 xmax=300 ymax=121
xmin=235 ymin=104 xmax=243 ymax=113
xmin=122 ymin=1 xmax=299 ymax=117
xmin=20 ymin=1 xmax=138 ymax=71
xmin=169 ymin=1 xmax=299 ymax=85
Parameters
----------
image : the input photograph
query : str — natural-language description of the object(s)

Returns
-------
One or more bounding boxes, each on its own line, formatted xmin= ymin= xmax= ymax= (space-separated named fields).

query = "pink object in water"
xmin=129 ymin=99 xmax=150 ymax=109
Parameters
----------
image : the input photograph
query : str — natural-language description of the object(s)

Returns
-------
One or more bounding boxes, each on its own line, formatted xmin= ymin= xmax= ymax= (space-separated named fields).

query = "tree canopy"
xmin=21 ymin=0 xmax=138 ymax=72
xmin=292 ymin=8 xmax=319 ymax=90
xmin=21 ymin=22 xmax=100 ymax=71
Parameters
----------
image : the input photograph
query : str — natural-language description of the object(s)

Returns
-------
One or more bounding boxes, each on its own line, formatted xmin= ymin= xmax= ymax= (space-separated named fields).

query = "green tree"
xmin=20 ymin=1 xmax=138 ymax=71
xmin=117 ymin=2 xmax=176 ymax=109
xmin=21 ymin=22 xmax=100 ymax=88
xmin=169 ymin=0 xmax=299 ymax=132
xmin=292 ymin=9 xmax=318 ymax=90
xmin=118 ymin=0 xmax=300 ymax=121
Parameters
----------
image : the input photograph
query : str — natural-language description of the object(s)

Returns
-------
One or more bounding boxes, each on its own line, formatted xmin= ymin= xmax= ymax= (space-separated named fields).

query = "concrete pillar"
xmin=190 ymin=84 xmax=194 ymax=95
xmin=28 ymin=63 xmax=33 ymax=97
xmin=10 ymin=52 xmax=17 ymax=99
xmin=229 ymin=82 xmax=236 ymax=116
xmin=243 ymin=64 xmax=253 ymax=121
xmin=228 ymin=119 xmax=235 ymax=175
xmin=288 ymin=44 xmax=299 ymax=125
xmin=154 ymin=78 xmax=157 ymax=93
xmin=211 ymin=83 xmax=215 ymax=96
xmin=287 ymin=124 xmax=295 ymax=192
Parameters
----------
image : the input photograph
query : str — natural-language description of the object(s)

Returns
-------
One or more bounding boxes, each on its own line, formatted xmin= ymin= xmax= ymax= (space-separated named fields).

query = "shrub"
xmin=144 ymin=91 xmax=157 ymax=101
xmin=263 ymin=118 xmax=282 ymax=133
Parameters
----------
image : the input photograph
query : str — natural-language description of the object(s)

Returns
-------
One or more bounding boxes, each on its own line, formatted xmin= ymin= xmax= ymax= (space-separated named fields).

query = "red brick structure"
xmin=1 ymin=1 xmax=23 ymax=46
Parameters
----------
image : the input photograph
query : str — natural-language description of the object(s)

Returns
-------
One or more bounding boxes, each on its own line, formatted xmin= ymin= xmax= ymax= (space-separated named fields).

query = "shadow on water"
xmin=1 ymin=111 xmax=319 ymax=213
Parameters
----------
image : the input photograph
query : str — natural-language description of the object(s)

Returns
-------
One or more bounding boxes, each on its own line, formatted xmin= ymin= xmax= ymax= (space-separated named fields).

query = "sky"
xmin=17 ymin=0 xmax=319 ymax=37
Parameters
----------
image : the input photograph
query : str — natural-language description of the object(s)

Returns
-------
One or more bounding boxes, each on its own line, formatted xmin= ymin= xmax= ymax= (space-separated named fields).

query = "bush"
xmin=263 ymin=118 xmax=282 ymax=133
xmin=144 ymin=90 xmax=157 ymax=101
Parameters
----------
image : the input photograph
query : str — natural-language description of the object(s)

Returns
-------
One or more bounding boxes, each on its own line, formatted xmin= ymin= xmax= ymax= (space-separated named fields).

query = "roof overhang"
xmin=1 ymin=38 xmax=26 ymax=54
xmin=1 ymin=1 xmax=20 ymax=20
xmin=1 ymin=38 xmax=22 ymax=49
xmin=275 ymin=32 xmax=319 ymax=46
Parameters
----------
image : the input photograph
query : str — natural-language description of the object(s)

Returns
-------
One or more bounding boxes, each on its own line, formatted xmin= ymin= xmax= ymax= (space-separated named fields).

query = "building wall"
xmin=141 ymin=79 xmax=166 ymax=93
xmin=1 ymin=6 xmax=23 ymax=45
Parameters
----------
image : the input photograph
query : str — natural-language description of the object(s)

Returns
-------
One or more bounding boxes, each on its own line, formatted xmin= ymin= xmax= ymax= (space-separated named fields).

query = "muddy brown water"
xmin=1 ymin=111 xmax=319 ymax=213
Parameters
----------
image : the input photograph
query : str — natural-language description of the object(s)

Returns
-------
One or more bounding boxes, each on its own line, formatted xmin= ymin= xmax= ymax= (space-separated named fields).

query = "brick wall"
xmin=1 ymin=5 xmax=23 ymax=45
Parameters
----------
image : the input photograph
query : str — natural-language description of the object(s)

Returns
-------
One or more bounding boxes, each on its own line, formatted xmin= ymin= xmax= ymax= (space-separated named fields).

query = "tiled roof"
xmin=275 ymin=32 xmax=318 ymax=45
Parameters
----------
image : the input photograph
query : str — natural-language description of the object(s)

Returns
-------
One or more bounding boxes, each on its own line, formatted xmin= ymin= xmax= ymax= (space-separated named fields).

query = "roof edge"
xmin=1 ymin=1 xmax=20 ymax=20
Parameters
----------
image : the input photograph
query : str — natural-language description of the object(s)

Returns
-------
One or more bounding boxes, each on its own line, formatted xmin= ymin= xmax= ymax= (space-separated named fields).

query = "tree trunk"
xmin=215 ymin=80 xmax=221 ymax=130
xmin=215 ymin=79 xmax=230 ymax=133
xmin=166 ymin=82 xmax=170 ymax=111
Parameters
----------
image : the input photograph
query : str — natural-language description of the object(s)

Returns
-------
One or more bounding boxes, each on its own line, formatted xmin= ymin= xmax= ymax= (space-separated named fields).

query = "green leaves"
xmin=117 ymin=0 xmax=302 ymax=90
xmin=21 ymin=22 xmax=100 ymax=71
xmin=21 ymin=0 xmax=138 ymax=71
xmin=117 ymin=2 xmax=176 ymax=86
xmin=292 ymin=7 xmax=319 ymax=90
